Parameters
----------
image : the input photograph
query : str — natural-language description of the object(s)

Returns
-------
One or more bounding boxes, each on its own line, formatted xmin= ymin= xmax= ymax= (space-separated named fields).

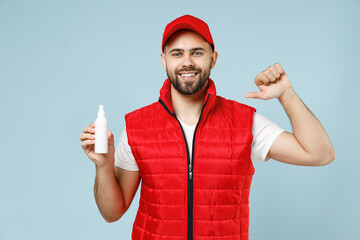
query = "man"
xmin=80 ymin=15 xmax=335 ymax=240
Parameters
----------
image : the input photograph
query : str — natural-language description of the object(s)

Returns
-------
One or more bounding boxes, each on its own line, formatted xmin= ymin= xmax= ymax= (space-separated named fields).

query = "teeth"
xmin=181 ymin=73 xmax=195 ymax=77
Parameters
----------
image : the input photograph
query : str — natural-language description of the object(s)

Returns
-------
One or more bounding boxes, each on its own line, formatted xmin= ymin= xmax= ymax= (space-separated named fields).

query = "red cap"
xmin=162 ymin=14 xmax=215 ymax=53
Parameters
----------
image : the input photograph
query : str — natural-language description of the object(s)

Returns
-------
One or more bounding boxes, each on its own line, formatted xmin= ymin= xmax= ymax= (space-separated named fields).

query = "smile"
xmin=181 ymin=73 xmax=196 ymax=77
xmin=178 ymin=72 xmax=198 ymax=80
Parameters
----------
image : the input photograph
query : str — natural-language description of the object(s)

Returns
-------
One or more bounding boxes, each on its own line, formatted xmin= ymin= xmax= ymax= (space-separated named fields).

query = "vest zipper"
xmin=159 ymin=94 xmax=210 ymax=240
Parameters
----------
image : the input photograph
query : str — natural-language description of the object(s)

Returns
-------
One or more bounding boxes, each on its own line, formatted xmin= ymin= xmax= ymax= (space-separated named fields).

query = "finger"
xmin=274 ymin=63 xmax=284 ymax=74
xmin=263 ymin=69 xmax=276 ymax=82
xmin=254 ymin=72 xmax=269 ymax=86
xmin=245 ymin=91 xmax=262 ymax=99
xmin=108 ymin=131 xmax=114 ymax=145
xmin=79 ymin=133 xmax=95 ymax=141
xmin=269 ymin=65 xmax=280 ymax=78
xmin=90 ymin=122 xmax=95 ymax=127
xmin=260 ymin=71 xmax=272 ymax=85
xmin=81 ymin=139 xmax=95 ymax=148
xmin=83 ymin=125 xmax=95 ymax=133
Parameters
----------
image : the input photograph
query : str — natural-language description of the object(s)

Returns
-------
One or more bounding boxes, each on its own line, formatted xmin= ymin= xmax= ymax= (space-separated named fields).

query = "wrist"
xmin=95 ymin=158 xmax=115 ymax=173
xmin=278 ymin=87 xmax=296 ymax=103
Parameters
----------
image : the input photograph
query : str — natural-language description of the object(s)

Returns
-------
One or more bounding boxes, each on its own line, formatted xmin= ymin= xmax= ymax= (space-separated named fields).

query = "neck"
xmin=170 ymin=81 xmax=208 ymax=126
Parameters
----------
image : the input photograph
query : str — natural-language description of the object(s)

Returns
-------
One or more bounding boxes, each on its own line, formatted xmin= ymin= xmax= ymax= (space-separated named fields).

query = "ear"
xmin=210 ymin=51 xmax=218 ymax=70
xmin=160 ymin=52 xmax=167 ymax=72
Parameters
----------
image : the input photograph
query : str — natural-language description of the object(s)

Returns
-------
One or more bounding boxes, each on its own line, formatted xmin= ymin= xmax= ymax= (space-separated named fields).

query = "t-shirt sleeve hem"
xmin=114 ymin=161 xmax=139 ymax=171
xmin=261 ymin=129 xmax=286 ymax=162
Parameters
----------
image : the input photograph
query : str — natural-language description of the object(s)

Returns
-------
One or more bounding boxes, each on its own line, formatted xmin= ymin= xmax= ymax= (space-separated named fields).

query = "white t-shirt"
xmin=115 ymin=112 xmax=284 ymax=171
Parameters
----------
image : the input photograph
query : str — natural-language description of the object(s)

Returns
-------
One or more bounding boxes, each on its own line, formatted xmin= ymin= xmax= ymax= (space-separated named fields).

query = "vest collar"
xmin=158 ymin=78 xmax=217 ymax=118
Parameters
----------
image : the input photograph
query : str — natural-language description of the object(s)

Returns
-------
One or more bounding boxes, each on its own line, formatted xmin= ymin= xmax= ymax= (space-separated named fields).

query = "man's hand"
xmin=80 ymin=122 xmax=115 ymax=168
xmin=245 ymin=63 xmax=292 ymax=100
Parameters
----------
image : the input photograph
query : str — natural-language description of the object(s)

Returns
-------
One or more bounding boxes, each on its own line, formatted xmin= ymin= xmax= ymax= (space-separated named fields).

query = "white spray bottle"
xmin=95 ymin=105 xmax=108 ymax=153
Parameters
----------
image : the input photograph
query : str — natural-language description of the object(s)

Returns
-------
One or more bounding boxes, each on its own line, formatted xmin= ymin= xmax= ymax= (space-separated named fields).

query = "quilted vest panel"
xmin=125 ymin=78 xmax=256 ymax=240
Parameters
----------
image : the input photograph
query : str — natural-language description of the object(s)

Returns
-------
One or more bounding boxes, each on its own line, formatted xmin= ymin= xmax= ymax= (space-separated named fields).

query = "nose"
xmin=182 ymin=54 xmax=195 ymax=67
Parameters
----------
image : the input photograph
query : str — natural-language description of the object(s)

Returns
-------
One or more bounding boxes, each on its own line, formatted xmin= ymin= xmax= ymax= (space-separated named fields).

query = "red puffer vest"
xmin=125 ymin=78 xmax=256 ymax=240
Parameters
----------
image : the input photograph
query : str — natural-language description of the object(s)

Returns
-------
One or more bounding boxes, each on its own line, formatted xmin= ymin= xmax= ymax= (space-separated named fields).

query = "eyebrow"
xmin=168 ymin=47 xmax=206 ymax=53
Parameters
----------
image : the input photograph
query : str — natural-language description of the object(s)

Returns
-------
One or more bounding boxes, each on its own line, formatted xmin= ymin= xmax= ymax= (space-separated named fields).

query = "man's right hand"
xmin=80 ymin=122 xmax=115 ymax=168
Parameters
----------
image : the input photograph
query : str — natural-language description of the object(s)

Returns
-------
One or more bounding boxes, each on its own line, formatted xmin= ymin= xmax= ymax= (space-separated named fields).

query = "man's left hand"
xmin=245 ymin=63 xmax=292 ymax=100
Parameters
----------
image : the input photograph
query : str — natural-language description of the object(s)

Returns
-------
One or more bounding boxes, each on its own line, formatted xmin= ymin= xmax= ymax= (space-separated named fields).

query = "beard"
xmin=166 ymin=63 xmax=211 ymax=95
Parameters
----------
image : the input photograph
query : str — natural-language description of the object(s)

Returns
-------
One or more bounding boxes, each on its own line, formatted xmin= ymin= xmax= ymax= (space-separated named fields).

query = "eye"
xmin=193 ymin=51 xmax=202 ymax=56
xmin=172 ymin=52 xmax=181 ymax=57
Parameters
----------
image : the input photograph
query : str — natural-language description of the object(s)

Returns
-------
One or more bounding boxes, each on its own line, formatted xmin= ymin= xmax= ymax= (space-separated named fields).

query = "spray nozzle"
xmin=98 ymin=105 xmax=106 ymax=117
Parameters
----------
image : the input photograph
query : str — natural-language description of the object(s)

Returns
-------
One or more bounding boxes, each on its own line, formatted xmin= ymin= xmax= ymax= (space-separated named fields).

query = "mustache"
xmin=175 ymin=67 xmax=202 ymax=74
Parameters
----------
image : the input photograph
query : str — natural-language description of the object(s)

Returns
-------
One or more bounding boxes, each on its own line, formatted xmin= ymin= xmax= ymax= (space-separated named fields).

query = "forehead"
xmin=165 ymin=30 xmax=211 ymax=51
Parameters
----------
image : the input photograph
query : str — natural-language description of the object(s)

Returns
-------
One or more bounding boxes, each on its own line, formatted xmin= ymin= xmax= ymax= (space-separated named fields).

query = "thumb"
xmin=245 ymin=91 xmax=262 ymax=99
xmin=108 ymin=131 xmax=114 ymax=145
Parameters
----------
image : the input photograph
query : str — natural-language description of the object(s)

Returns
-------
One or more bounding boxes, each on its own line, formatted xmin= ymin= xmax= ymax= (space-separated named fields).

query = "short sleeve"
xmin=251 ymin=112 xmax=285 ymax=163
xmin=114 ymin=127 xmax=139 ymax=171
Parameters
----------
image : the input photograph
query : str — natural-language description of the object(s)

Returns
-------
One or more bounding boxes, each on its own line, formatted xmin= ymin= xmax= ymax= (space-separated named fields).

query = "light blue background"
xmin=0 ymin=0 xmax=359 ymax=239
